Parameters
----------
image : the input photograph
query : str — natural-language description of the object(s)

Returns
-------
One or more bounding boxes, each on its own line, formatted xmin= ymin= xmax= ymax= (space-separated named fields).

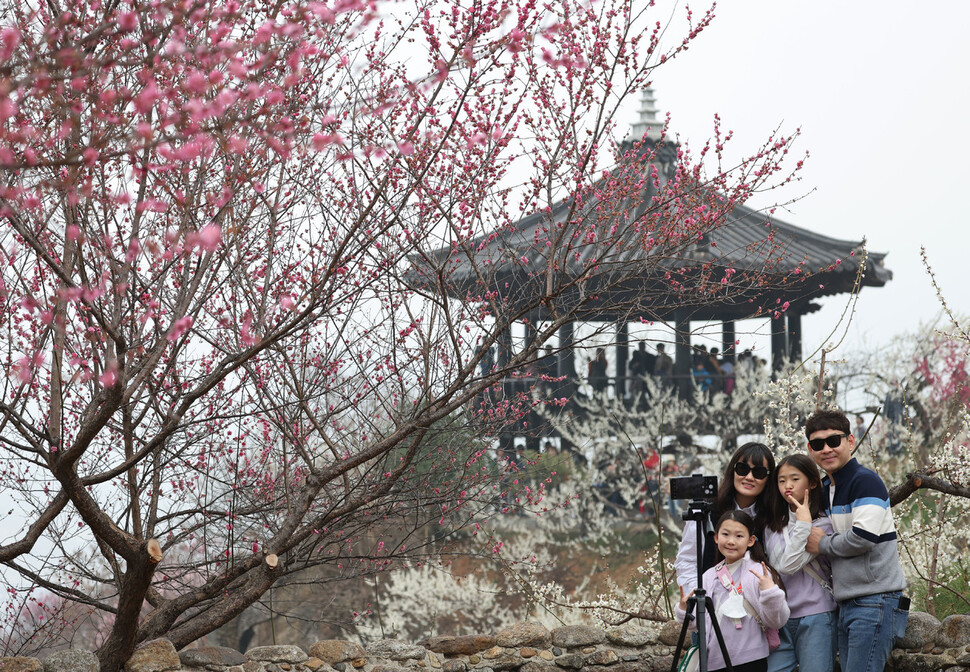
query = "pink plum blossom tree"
xmin=0 ymin=0 xmax=804 ymax=665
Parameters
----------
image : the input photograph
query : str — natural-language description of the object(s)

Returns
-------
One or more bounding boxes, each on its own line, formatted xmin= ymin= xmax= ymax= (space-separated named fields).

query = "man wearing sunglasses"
xmin=804 ymin=409 xmax=908 ymax=672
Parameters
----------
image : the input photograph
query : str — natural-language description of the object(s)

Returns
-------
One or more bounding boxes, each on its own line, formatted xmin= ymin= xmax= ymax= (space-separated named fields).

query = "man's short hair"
xmin=805 ymin=409 xmax=850 ymax=438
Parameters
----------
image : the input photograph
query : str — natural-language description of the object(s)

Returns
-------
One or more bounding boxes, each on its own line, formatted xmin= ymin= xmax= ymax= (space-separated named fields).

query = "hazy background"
xmin=618 ymin=1 xmax=968 ymax=361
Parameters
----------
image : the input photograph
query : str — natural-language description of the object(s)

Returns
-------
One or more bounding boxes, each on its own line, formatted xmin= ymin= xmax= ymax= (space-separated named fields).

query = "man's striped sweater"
xmin=819 ymin=457 xmax=907 ymax=601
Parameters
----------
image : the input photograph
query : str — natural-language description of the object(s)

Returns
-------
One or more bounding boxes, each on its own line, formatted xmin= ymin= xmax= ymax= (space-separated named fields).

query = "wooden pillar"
xmin=551 ymin=323 xmax=577 ymax=458
xmin=721 ymin=320 xmax=736 ymax=362
xmin=498 ymin=326 xmax=515 ymax=454
xmin=558 ymin=322 xmax=576 ymax=378
xmin=674 ymin=311 xmax=691 ymax=399
xmin=616 ymin=322 xmax=629 ymax=398
xmin=524 ymin=321 xmax=538 ymax=353
xmin=497 ymin=327 xmax=513 ymax=368
xmin=522 ymin=320 xmax=541 ymax=451
xmin=770 ymin=315 xmax=787 ymax=371
xmin=788 ymin=311 xmax=802 ymax=363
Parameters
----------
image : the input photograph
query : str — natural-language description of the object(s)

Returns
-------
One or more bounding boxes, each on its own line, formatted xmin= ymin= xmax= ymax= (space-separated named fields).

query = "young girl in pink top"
xmin=676 ymin=510 xmax=790 ymax=672
xmin=764 ymin=454 xmax=838 ymax=672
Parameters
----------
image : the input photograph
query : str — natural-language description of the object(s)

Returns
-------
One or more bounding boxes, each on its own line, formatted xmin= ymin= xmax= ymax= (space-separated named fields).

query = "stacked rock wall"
xmin=2 ymin=614 xmax=969 ymax=672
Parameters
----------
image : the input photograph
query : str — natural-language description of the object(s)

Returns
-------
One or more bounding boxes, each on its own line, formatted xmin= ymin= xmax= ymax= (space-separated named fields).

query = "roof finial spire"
xmin=629 ymin=87 xmax=663 ymax=142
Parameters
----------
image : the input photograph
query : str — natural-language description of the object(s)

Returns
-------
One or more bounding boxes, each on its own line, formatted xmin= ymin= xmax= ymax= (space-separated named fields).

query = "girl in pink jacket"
xmin=676 ymin=510 xmax=790 ymax=672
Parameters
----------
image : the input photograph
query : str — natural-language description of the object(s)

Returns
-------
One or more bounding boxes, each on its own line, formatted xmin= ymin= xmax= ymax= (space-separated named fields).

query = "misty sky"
xmin=620 ymin=1 xmax=968 ymax=361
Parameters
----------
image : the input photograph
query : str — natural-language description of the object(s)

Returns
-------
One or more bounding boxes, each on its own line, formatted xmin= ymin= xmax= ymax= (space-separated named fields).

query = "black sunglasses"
xmin=734 ymin=462 xmax=770 ymax=480
xmin=808 ymin=433 xmax=849 ymax=452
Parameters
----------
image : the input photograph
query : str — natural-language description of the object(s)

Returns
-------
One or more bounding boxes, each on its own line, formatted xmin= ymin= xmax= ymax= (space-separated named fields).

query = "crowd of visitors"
xmin=581 ymin=340 xmax=769 ymax=400
xmin=619 ymin=341 xmax=766 ymax=399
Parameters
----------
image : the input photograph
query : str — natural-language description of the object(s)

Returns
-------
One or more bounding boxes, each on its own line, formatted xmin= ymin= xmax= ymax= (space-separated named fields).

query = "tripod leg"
xmin=669 ymin=597 xmax=698 ymax=672
xmin=703 ymin=596 xmax=735 ymax=672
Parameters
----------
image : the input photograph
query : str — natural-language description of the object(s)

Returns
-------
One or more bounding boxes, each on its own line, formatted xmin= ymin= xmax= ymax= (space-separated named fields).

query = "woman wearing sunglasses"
xmin=674 ymin=442 xmax=777 ymax=593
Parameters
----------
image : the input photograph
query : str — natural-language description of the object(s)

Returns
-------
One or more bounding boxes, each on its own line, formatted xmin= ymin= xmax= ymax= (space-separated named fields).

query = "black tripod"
xmin=670 ymin=499 xmax=734 ymax=672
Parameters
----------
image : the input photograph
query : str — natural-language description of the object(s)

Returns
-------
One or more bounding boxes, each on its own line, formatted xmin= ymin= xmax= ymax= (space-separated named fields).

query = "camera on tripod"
xmin=668 ymin=472 xmax=733 ymax=672
xmin=669 ymin=473 xmax=717 ymax=501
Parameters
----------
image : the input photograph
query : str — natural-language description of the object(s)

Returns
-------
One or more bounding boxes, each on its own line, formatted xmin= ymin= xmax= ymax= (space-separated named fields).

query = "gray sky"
xmin=621 ymin=0 xmax=969 ymax=359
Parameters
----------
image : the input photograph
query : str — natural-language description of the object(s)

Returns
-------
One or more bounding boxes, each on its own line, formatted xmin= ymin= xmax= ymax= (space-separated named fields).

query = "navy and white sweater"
xmin=818 ymin=458 xmax=906 ymax=601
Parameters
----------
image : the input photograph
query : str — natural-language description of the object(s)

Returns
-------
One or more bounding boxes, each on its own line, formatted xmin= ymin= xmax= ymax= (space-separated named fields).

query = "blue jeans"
xmin=838 ymin=591 xmax=908 ymax=672
xmin=766 ymin=611 xmax=837 ymax=672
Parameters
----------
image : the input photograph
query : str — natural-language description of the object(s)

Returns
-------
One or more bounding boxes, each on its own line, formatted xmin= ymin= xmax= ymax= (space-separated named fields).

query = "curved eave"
xmin=708 ymin=202 xmax=892 ymax=289
xmin=410 ymin=164 xmax=892 ymax=322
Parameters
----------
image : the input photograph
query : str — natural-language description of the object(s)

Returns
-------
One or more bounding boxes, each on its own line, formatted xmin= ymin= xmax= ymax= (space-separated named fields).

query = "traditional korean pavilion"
xmin=423 ymin=90 xmax=892 ymax=407
xmin=414 ymin=87 xmax=893 ymax=465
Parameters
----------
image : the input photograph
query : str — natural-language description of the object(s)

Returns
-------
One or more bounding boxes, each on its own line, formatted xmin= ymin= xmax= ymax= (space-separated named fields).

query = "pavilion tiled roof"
xmin=417 ymin=151 xmax=891 ymax=322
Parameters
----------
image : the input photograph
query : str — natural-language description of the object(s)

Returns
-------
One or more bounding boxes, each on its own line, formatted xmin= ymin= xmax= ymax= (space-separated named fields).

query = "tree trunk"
xmin=97 ymin=539 xmax=163 ymax=672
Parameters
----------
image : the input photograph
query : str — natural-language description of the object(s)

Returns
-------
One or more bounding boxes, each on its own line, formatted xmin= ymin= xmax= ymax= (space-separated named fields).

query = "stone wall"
xmin=2 ymin=613 xmax=970 ymax=672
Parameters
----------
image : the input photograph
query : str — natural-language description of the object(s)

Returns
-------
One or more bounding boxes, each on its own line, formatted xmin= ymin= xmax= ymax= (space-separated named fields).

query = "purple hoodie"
xmin=764 ymin=512 xmax=837 ymax=618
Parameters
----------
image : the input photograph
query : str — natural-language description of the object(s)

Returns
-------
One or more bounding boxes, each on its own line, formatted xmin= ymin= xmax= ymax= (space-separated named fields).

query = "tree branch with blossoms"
xmin=0 ymin=0 xmax=810 ymax=664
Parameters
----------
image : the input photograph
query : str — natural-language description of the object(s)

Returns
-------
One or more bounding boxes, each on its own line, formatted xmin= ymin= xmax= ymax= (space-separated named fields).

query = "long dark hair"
xmin=695 ymin=442 xmax=776 ymax=574
xmin=714 ymin=510 xmax=785 ymax=592
xmin=715 ymin=442 xmax=776 ymax=533
xmin=767 ymin=453 xmax=825 ymax=533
